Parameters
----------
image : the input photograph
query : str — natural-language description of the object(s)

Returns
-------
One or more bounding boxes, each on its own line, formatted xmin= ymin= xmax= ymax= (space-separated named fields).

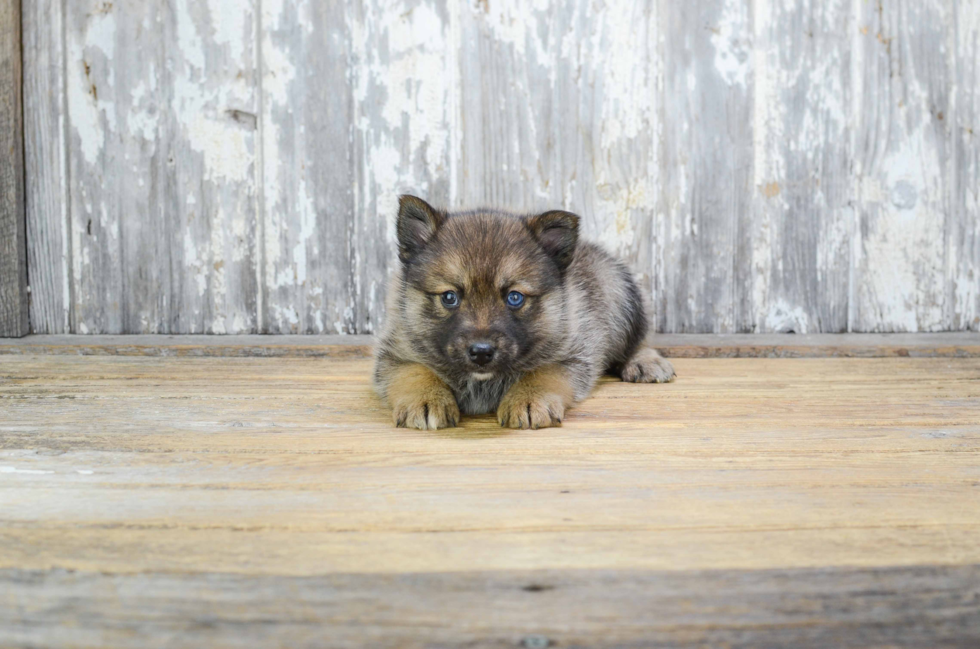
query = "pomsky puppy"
xmin=374 ymin=195 xmax=675 ymax=430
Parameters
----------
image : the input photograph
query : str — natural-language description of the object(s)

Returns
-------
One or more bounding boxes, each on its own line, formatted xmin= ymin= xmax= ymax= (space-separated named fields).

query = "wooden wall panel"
xmin=260 ymin=0 xmax=354 ymax=334
xmin=0 ymin=0 xmax=28 ymax=338
xmin=17 ymin=0 xmax=980 ymax=334
xmin=850 ymin=0 xmax=950 ymax=332
xmin=746 ymin=0 xmax=852 ymax=333
xmin=64 ymin=0 xmax=258 ymax=333
xmin=659 ymin=0 xmax=754 ymax=332
xmin=23 ymin=0 xmax=70 ymax=334
xmin=349 ymin=0 xmax=455 ymax=334
xmin=457 ymin=0 xmax=660 ymax=298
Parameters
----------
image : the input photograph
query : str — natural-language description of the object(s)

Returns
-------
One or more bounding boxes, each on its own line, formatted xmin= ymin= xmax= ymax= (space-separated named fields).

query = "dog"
xmin=373 ymin=195 xmax=675 ymax=430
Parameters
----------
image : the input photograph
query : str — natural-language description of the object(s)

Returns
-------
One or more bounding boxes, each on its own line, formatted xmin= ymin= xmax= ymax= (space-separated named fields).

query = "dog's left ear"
xmin=526 ymin=210 xmax=579 ymax=271
xmin=396 ymin=195 xmax=445 ymax=262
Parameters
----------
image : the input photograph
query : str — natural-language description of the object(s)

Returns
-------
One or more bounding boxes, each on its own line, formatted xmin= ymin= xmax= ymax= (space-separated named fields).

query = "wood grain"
xmin=64 ymin=0 xmax=259 ymax=334
xmin=260 ymin=0 xmax=355 ymax=334
xmin=3 ymin=565 xmax=978 ymax=648
xmin=850 ymin=0 xmax=950 ymax=332
xmin=0 ymin=353 xmax=978 ymax=645
xmin=2 ymin=333 xmax=980 ymax=358
xmin=948 ymin=3 xmax=980 ymax=331
xmin=20 ymin=1 xmax=980 ymax=334
xmin=22 ymin=0 xmax=70 ymax=334
xmin=748 ymin=0 xmax=851 ymax=333
xmin=0 ymin=0 xmax=28 ymax=338
xmin=659 ymin=0 xmax=753 ymax=333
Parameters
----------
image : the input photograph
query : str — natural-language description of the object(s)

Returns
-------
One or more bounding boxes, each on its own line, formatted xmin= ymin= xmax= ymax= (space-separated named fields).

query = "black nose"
xmin=467 ymin=342 xmax=496 ymax=366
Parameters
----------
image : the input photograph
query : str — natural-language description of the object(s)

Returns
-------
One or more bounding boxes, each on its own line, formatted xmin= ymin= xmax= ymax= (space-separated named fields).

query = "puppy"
xmin=374 ymin=195 xmax=675 ymax=430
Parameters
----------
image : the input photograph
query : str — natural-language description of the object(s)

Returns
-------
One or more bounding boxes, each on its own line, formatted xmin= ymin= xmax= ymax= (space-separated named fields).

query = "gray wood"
xmin=65 ymin=0 xmax=259 ymax=334
xmin=457 ymin=1 xmax=658 ymax=297
xmin=260 ymin=0 xmax=355 ymax=334
xmin=850 ymin=0 xmax=950 ymax=332
xmin=1 ymin=565 xmax=978 ymax=647
xmin=746 ymin=0 xmax=852 ymax=333
xmin=948 ymin=5 xmax=980 ymax=331
xmin=2 ymin=332 xmax=979 ymax=358
xmin=0 ymin=0 xmax=28 ymax=338
xmin=659 ymin=0 xmax=753 ymax=333
xmin=350 ymin=0 xmax=455 ymax=333
xmin=22 ymin=0 xmax=70 ymax=334
xmin=20 ymin=0 xmax=980 ymax=335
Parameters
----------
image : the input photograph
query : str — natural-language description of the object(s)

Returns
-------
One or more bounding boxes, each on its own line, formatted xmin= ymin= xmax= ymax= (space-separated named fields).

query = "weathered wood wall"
xmin=20 ymin=0 xmax=980 ymax=334
xmin=0 ymin=0 xmax=29 ymax=337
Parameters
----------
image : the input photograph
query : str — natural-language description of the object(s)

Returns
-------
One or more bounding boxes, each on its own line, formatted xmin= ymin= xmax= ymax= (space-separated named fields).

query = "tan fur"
xmin=385 ymin=363 xmax=460 ymax=430
xmin=497 ymin=364 xmax=575 ymax=429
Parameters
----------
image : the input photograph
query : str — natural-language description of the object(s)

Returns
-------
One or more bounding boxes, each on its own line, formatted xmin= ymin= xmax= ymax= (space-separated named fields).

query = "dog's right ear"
xmin=396 ymin=195 xmax=444 ymax=262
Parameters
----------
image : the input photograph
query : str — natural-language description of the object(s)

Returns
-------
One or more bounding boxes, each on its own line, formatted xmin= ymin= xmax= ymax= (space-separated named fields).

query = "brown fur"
xmin=386 ymin=363 xmax=460 ymax=430
xmin=496 ymin=364 xmax=575 ymax=429
xmin=374 ymin=195 xmax=675 ymax=430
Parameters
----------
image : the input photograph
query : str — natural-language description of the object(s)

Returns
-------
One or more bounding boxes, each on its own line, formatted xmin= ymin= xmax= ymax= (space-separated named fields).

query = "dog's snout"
xmin=467 ymin=342 xmax=496 ymax=366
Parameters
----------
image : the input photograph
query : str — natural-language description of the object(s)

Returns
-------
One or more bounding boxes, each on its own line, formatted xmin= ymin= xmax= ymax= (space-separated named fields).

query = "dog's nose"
xmin=467 ymin=342 xmax=496 ymax=366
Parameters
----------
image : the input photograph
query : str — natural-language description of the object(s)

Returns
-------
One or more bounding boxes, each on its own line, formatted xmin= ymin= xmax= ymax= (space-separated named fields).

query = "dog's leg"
xmin=380 ymin=362 xmax=460 ymax=430
xmin=497 ymin=364 xmax=576 ymax=430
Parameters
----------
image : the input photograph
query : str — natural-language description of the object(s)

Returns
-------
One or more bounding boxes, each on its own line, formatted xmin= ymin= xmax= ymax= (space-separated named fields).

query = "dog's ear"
xmin=526 ymin=210 xmax=579 ymax=271
xmin=396 ymin=195 xmax=444 ymax=262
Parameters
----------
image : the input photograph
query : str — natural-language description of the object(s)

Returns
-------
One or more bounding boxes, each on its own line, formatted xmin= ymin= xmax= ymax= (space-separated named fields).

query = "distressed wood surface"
xmin=2 ymin=332 xmax=980 ymax=358
xmin=3 ymin=565 xmax=979 ymax=648
xmin=260 ymin=0 xmax=354 ymax=334
xmin=0 ymin=354 xmax=979 ymax=645
xmin=19 ymin=0 xmax=980 ymax=334
xmin=22 ymin=0 xmax=70 ymax=335
xmin=65 ymin=0 xmax=259 ymax=334
xmin=851 ymin=0 xmax=951 ymax=332
xmin=0 ymin=0 xmax=28 ymax=338
xmin=749 ymin=0 xmax=852 ymax=334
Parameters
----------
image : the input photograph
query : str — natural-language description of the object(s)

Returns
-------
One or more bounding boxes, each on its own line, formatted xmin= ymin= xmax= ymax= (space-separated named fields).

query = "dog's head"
xmin=394 ymin=195 xmax=578 ymax=384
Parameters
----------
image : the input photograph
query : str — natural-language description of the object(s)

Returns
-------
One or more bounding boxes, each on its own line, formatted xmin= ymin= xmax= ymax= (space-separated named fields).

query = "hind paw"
xmin=620 ymin=348 xmax=676 ymax=384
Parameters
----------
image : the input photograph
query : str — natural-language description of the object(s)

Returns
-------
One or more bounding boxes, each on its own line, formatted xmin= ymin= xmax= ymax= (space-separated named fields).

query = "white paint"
xmin=711 ymin=0 xmax=750 ymax=88
xmin=1 ymin=466 xmax=55 ymax=475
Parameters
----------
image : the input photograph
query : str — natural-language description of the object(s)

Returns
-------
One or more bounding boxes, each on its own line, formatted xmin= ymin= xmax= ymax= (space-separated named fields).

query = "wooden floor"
xmin=1 ymin=341 xmax=979 ymax=647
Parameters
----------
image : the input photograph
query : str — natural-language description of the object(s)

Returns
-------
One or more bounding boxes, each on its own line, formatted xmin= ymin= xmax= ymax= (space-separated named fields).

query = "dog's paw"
xmin=497 ymin=390 xmax=565 ymax=430
xmin=392 ymin=390 xmax=460 ymax=430
xmin=621 ymin=347 xmax=676 ymax=384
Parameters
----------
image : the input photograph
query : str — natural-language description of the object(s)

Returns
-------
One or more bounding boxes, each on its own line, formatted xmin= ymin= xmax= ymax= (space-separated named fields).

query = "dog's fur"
xmin=374 ymin=195 xmax=675 ymax=430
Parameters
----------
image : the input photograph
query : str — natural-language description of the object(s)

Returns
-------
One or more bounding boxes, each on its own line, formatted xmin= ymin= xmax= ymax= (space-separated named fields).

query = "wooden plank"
xmin=0 ymin=355 xmax=978 ymax=573
xmin=1 ymin=333 xmax=980 ymax=358
xmin=456 ymin=1 xmax=659 ymax=295
xmin=0 ymin=0 xmax=28 ymax=338
xmin=850 ymin=0 xmax=951 ymax=332
xmin=948 ymin=3 xmax=980 ymax=331
xmin=2 ymin=565 xmax=978 ymax=648
xmin=0 ymin=354 xmax=978 ymax=645
xmin=747 ymin=0 xmax=851 ymax=333
xmin=65 ymin=0 xmax=259 ymax=334
xmin=259 ymin=0 xmax=355 ymax=334
xmin=22 ymin=0 xmax=70 ymax=334
xmin=349 ymin=0 xmax=456 ymax=333
xmin=659 ymin=0 xmax=754 ymax=333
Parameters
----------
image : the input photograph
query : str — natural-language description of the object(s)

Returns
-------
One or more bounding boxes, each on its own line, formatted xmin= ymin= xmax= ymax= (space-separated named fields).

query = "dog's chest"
xmin=454 ymin=376 xmax=513 ymax=415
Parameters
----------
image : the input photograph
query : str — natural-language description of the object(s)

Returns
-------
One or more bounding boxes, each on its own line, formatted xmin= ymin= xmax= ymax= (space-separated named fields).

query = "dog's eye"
xmin=506 ymin=291 xmax=525 ymax=308
xmin=441 ymin=291 xmax=460 ymax=308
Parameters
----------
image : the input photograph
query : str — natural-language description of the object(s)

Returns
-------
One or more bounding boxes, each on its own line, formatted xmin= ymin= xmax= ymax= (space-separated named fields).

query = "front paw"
xmin=497 ymin=390 xmax=565 ymax=430
xmin=392 ymin=389 xmax=460 ymax=430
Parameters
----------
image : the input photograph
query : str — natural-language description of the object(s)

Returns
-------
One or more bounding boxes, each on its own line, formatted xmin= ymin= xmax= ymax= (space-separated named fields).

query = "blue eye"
xmin=506 ymin=291 xmax=525 ymax=308
xmin=441 ymin=291 xmax=459 ymax=308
